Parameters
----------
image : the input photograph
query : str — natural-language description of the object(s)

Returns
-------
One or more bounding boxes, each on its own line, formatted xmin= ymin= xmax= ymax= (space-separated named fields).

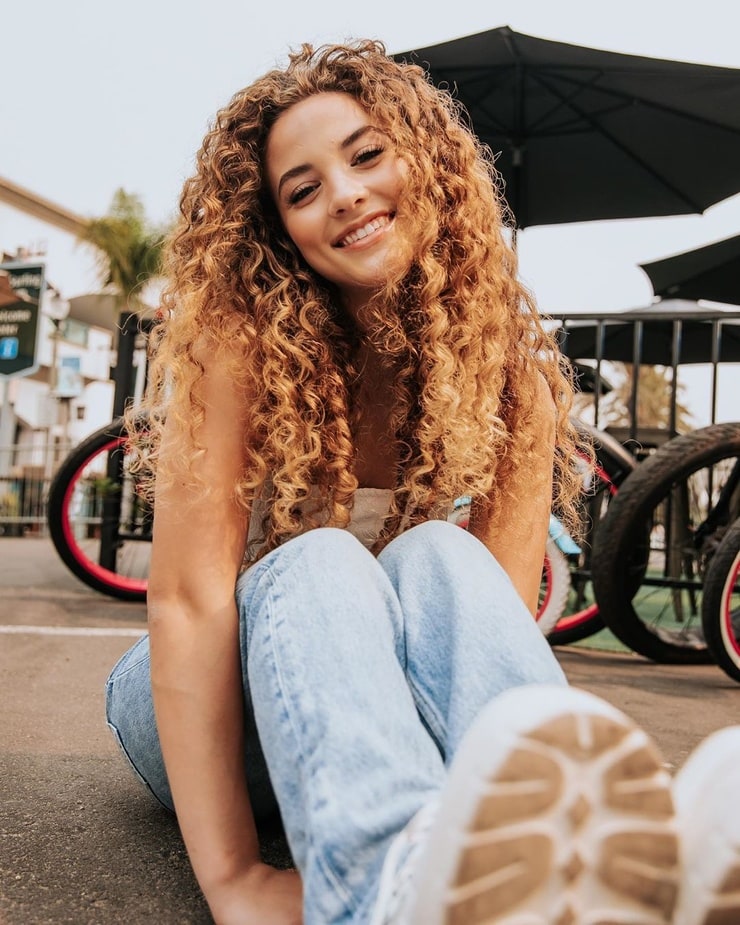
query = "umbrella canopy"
xmin=553 ymin=301 xmax=740 ymax=365
xmin=640 ymin=233 xmax=740 ymax=305
xmin=393 ymin=27 xmax=740 ymax=229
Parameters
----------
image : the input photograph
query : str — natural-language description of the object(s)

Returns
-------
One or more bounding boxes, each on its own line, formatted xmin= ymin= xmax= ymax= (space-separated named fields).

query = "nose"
xmin=327 ymin=170 xmax=367 ymax=216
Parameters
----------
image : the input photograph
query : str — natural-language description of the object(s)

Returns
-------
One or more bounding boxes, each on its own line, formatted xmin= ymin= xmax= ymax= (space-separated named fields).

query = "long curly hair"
xmin=130 ymin=39 xmax=587 ymax=559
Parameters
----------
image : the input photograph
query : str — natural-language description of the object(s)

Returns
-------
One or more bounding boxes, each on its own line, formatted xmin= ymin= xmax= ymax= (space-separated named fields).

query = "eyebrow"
xmin=276 ymin=124 xmax=376 ymax=198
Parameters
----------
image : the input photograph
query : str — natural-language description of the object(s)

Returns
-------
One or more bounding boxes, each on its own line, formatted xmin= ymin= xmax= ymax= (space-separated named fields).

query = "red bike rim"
xmin=549 ymin=460 xmax=616 ymax=633
xmin=721 ymin=553 xmax=740 ymax=659
xmin=537 ymin=555 xmax=553 ymax=619
xmin=59 ymin=435 xmax=149 ymax=595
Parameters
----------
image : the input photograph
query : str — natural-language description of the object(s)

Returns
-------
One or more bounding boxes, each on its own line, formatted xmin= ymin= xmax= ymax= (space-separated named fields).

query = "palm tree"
xmin=80 ymin=188 xmax=168 ymax=416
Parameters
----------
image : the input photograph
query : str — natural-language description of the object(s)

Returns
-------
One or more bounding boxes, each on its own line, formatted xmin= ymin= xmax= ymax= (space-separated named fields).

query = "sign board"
xmin=0 ymin=262 xmax=45 ymax=379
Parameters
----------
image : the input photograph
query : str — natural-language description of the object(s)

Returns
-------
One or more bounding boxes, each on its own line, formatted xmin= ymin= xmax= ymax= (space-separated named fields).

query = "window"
xmin=59 ymin=318 xmax=88 ymax=348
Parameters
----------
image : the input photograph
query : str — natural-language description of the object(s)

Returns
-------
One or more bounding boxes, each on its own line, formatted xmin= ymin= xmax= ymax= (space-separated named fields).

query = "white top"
xmin=246 ymin=486 xmax=393 ymax=559
xmin=344 ymin=487 xmax=395 ymax=548
xmin=246 ymin=487 xmax=461 ymax=560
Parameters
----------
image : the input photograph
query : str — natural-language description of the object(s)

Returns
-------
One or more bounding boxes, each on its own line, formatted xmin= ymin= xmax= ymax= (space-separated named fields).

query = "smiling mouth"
xmin=335 ymin=214 xmax=394 ymax=248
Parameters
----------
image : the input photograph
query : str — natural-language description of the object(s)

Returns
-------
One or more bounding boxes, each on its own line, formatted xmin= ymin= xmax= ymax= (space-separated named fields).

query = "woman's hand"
xmin=208 ymin=863 xmax=303 ymax=925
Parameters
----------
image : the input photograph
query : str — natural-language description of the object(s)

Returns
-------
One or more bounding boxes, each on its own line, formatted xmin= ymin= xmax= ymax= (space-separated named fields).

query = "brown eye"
xmin=353 ymin=145 xmax=385 ymax=165
xmin=288 ymin=182 xmax=318 ymax=205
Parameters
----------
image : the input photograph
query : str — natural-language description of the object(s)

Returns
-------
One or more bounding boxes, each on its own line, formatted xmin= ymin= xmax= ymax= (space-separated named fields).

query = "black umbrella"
xmin=640 ymin=233 xmax=740 ymax=305
xmin=393 ymin=26 xmax=740 ymax=229
xmin=553 ymin=301 xmax=740 ymax=365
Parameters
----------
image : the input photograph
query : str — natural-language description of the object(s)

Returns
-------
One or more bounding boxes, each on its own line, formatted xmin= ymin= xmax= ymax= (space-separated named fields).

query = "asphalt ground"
xmin=1 ymin=536 xmax=738 ymax=924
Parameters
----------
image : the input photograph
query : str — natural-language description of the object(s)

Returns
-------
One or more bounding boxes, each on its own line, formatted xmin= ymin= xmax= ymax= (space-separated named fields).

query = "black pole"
xmin=629 ymin=321 xmax=644 ymax=443
xmin=111 ymin=310 xmax=138 ymax=419
xmin=100 ymin=308 xmax=138 ymax=572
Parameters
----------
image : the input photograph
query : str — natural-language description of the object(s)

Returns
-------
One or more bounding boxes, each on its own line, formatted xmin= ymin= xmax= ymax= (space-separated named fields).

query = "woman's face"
xmin=266 ymin=91 xmax=407 ymax=316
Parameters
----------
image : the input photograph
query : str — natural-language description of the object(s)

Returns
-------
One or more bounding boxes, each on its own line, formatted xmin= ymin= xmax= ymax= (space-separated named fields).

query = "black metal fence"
xmin=548 ymin=304 xmax=740 ymax=446
xmin=0 ymin=441 xmax=73 ymax=536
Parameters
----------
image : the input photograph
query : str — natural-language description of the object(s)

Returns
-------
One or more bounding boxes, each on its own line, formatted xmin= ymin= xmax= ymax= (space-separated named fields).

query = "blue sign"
xmin=0 ymin=338 xmax=19 ymax=360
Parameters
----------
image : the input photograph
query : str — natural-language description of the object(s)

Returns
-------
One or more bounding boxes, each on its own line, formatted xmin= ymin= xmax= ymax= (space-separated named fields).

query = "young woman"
xmin=106 ymin=41 xmax=740 ymax=925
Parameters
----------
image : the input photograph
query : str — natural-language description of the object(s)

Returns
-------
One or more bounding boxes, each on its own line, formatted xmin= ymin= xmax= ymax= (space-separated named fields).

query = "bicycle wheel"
xmin=545 ymin=421 xmax=637 ymax=647
xmin=701 ymin=516 xmax=740 ymax=682
xmin=591 ymin=422 xmax=740 ymax=664
xmin=47 ymin=417 xmax=151 ymax=601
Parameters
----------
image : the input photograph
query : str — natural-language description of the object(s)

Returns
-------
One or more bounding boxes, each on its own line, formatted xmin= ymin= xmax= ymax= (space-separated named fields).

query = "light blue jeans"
xmin=106 ymin=520 xmax=566 ymax=924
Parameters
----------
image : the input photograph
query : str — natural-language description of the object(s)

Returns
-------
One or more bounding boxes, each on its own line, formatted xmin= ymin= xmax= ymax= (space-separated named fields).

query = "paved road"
xmin=1 ymin=536 xmax=738 ymax=924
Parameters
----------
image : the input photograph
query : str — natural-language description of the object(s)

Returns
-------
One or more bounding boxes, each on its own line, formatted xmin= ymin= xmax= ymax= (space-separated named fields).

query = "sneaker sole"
xmin=408 ymin=684 xmax=678 ymax=925
xmin=673 ymin=726 xmax=740 ymax=925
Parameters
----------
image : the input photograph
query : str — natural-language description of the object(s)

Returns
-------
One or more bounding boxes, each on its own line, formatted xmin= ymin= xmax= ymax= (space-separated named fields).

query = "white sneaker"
xmin=673 ymin=726 xmax=740 ymax=925
xmin=370 ymin=801 xmax=439 ymax=925
xmin=371 ymin=684 xmax=679 ymax=924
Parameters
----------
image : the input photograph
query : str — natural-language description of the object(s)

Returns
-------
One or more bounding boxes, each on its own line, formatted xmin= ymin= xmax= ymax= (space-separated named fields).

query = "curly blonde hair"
xmin=131 ymin=39 xmax=586 ymax=559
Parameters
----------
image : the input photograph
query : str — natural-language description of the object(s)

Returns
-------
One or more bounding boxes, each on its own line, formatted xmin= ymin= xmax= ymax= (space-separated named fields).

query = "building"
xmin=0 ymin=175 xmax=140 ymax=487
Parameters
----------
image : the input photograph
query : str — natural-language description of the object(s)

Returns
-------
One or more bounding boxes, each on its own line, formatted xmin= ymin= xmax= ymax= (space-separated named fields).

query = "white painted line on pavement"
xmin=0 ymin=624 xmax=146 ymax=637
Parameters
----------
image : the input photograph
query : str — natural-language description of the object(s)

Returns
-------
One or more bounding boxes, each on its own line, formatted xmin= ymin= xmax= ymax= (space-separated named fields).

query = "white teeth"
xmin=340 ymin=216 xmax=389 ymax=247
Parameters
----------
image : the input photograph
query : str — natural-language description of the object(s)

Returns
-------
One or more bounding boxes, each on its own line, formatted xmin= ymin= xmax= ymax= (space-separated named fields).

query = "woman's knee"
xmin=379 ymin=519 xmax=491 ymax=575
xmin=378 ymin=518 xmax=530 ymax=632
xmin=237 ymin=528 xmax=375 ymax=617
xmin=237 ymin=526 xmax=402 ymax=652
xmin=260 ymin=526 xmax=372 ymax=571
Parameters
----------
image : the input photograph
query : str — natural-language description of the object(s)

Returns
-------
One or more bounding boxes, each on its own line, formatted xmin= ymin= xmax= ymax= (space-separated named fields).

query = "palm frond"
xmin=79 ymin=188 xmax=168 ymax=312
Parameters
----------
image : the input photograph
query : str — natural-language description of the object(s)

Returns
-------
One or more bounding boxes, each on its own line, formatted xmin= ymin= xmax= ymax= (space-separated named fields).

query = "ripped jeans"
xmin=106 ymin=520 xmax=566 ymax=924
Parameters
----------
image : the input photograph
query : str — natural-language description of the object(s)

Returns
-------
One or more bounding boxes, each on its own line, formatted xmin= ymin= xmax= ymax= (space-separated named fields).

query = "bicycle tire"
xmin=537 ymin=537 xmax=572 ymax=636
xmin=701 ymin=516 xmax=740 ymax=682
xmin=545 ymin=421 xmax=637 ymax=647
xmin=591 ymin=422 xmax=740 ymax=664
xmin=47 ymin=416 xmax=150 ymax=601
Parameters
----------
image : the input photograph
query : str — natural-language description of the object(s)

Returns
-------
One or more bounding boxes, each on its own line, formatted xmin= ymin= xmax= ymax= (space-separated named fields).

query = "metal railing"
xmin=547 ymin=305 xmax=740 ymax=441
xmin=0 ymin=440 xmax=73 ymax=536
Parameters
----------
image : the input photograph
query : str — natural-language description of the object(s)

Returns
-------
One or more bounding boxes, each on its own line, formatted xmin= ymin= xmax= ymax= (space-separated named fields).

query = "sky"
xmin=2 ymin=0 xmax=740 ymax=325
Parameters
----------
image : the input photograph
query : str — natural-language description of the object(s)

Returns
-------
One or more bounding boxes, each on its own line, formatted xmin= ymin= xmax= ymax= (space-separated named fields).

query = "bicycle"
xmin=46 ymin=415 xmax=636 ymax=647
xmin=591 ymin=422 xmax=740 ymax=664
xmin=544 ymin=421 xmax=636 ymax=647
xmin=701 ymin=515 xmax=740 ymax=682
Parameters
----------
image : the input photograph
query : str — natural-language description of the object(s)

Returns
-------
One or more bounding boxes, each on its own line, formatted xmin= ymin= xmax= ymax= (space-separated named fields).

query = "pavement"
xmin=1 ymin=536 xmax=738 ymax=924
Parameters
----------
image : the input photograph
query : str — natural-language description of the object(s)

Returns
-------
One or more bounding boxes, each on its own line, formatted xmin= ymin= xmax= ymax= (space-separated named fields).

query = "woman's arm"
xmin=468 ymin=376 xmax=556 ymax=615
xmin=147 ymin=347 xmax=301 ymax=924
